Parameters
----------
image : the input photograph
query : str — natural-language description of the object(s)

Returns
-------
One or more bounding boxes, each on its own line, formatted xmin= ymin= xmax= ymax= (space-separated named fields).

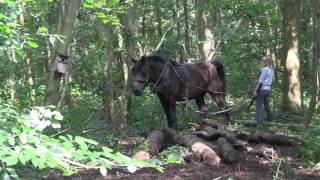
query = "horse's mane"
xmin=149 ymin=56 xmax=181 ymax=66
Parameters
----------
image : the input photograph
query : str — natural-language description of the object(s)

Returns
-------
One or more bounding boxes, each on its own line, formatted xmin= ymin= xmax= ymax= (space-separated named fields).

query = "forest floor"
xmin=49 ymin=136 xmax=320 ymax=180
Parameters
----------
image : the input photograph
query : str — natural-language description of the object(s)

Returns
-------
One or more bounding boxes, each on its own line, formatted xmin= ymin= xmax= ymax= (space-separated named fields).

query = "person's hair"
xmin=262 ymin=56 xmax=273 ymax=68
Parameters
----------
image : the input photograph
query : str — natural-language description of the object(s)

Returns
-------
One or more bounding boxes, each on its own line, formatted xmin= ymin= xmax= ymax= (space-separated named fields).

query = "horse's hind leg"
xmin=195 ymin=96 xmax=208 ymax=123
xmin=209 ymin=92 xmax=230 ymax=124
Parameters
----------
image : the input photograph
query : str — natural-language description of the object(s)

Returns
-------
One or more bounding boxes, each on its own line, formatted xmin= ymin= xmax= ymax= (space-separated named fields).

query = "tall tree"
xmin=195 ymin=0 xmax=217 ymax=60
xmin=280 ymin=0 xmax=303 ymax=113
xmin=183 ymin=0 xmax=191 ymax=56
xmin=154 ymin=0 xmax=162 ymax=37
xmin=175 ymin=0 xmax=184 ymax=62
xmin=122 ymin=5 xmax=137 ymax=124
xmin=102 ymin=24 xmax=117 ymax=132
xmin=304 ymin=0 xmax=320 ymax=129
xmin=44 ymin=0 xmax=81 ymax=106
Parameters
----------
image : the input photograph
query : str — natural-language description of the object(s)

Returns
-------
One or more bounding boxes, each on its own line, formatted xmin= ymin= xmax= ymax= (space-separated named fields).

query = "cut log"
xmin=216 ymin=137 xmax=239 ymax=163
xmin=195 ymin=125 xmax=248 ymax=149
xmin=259 ymin=133 xmax=303 ymax=146
xmin=147 ymin=129 xmax=166 ymax=156
xmin=162 ymin=128 xmax=221 ymax=166
xmin=246 ymin=146 xmax=277 ymax=159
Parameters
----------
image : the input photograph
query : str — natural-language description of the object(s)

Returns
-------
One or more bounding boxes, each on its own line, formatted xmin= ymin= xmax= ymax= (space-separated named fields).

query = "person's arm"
xmin=255 ymin=68 xmax=266 ymax=94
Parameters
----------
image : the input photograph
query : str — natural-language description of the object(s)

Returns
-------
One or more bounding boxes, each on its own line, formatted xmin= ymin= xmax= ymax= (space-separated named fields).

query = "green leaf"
xmin=0 ymin=172 xmax=10 ymax=180
xmin=38 ymin=27 xmax=48 ymax=33
xmin=4 ymin=155 xmax=19 ymax=166
xmin=0 ymin=13 xmax=8 ymax=20
xmin=107 ymin=0 xmax=119 ymax=7
xmin=19 ymin=133 xmax=27 ymax=144
xmin=5 ymin=168 xmax=20 ymax=180
xmin=19 ymin=154 xmax=30 ymax=165
xmin=95 ymin=12 xmax=107 ymax=18
xmin=8 ymin=137 xmax=15 ymax=146
xmin=31 ymin=157 xmax=41 ymax=167
xmin=27 ymin=41 xmax=39 ymax=48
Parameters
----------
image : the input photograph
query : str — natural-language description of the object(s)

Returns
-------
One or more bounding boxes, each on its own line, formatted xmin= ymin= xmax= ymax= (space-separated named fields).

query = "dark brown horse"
xmin=131 ymin=55 xmax=230 ymax=129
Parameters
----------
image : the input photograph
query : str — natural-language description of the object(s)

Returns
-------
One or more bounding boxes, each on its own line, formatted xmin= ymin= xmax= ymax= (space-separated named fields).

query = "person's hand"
xmin=252 ymin=91 xmax=257 ymax=98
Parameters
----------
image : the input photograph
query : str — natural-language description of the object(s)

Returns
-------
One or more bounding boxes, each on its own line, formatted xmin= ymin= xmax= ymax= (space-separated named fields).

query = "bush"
xmin=0 ymin=100 xmax=163 ymax=178
xmin=303 ymin=126 xmax=320 ymax=167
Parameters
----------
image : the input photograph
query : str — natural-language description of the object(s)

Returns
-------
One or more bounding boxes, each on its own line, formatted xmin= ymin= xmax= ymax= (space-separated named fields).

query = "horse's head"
xmin=130 ymin=56 xmax=167 ymax=96
xmin=131 ymin=56 xmax=150 ymax=96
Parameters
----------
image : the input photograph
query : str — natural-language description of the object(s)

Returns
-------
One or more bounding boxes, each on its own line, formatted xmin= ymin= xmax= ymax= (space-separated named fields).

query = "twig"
xmin=213 ymin=173 xmax=232 ymax=180
xmin=154 ymin=24 xmax=174 ymax=52
xmin=274 ymin=159 xmax=282 ymax=180
xmin=82 ymin=126 xmax=108 ymax=134
xmin=50 ymin=128 xmax=70 ymax=137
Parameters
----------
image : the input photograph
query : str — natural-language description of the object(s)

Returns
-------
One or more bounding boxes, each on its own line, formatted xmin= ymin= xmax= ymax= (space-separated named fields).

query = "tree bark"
xmin=7 ymin=45 xmax=16 ymax=101
xmin=18 ymin=0 xmax=36 ymax=104
xmin=280 ymin=0 xmax=303 ymax=113
xmin=154 ymin=0 xmax=162 ymax=37
xmin=196 ymin=0 xmax=216 ymax=60
xmin=44 ymin=0 xmax=81 ymax=106
xmin=26 ymin=58 xmax=36 ymax=104
xmin=124 ymin=5 xmax=137 ymax=121
xmin=102 ymin=24 xmax=116 ymax=132
xmin=304 ymin=0 xmax=320 ymax=130
xmin=183 ymin=0 xmax=191 ymax=56
xmin=175 ymin=0 xmax=184 ymax=62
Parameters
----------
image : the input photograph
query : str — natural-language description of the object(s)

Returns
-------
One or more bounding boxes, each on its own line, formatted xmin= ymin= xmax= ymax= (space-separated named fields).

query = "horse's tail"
xmin=212 ymin=61 xmax=226 ymax=92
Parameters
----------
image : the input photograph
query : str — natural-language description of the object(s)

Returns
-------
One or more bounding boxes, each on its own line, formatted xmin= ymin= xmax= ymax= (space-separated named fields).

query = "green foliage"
xmin=159 ymin=145 xmax=187 ymax=165
xmin=303 ymin=126 xmax=320 ymax=167
xmin=0 ymin=100 xmax=163 ymax=178
xmin=83 ymin=0 xmax=127 ymax=25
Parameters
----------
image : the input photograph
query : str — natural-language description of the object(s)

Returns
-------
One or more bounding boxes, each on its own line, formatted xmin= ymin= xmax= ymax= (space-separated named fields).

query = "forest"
xmin=0 ymin=0 xmax=320 ymax=179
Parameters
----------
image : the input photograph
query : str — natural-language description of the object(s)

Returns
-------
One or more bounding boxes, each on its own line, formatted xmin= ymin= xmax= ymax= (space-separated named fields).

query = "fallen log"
xmin=134 ymin=129 xmax=167 ymax=160
xmin=216 ymin=137 xmax=239 ymax=163
xmin=246 ymin=145 xmax=277 ymax=159
xmin=147 ymin=129 xmax=166 ymax=156
xmin=162 ymin=128 xmax=221 ymax=166
xmin=195 ymin=124 xmax=248 ymax=149
xmin=259 ymin=133 xmax=303 ymax=146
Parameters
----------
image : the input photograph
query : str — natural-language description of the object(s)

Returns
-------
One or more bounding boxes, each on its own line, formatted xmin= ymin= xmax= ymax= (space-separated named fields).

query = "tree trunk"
xmin=124 ymin=5 xmax=138 ymax=122
xmin=7 ymin=45 xmax=16 ymax=101
xmin=103 ymin=25 xmax=116 ymax=132
xmin=26 ymin=58 xmax=36 ymax=104
xmin=183 ymin=0 xmax=191 ymax=56
xmin=195 ymin=0 xmax=216 ymax=60
xmin=44 ymin=0 xmax=81 ymax=106
xmin=154 ymin=0 xmax=162 ymax=37
xmin=175 ymin=0 xmax=184 ymax=62
xmin=280 ymin=0 xmax=303 ymax=113
xmin=304 ymin=0 xmax=320 ymax=130
xmin=18 ymin=0 xmax=36 ymax=104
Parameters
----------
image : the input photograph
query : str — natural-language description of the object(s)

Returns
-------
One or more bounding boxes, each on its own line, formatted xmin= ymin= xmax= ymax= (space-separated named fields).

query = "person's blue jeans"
xmin=256 ymin=89 xmax=272 ymax=127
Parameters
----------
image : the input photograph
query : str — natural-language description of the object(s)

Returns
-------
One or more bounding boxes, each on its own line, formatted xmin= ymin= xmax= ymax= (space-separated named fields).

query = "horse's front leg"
xmin=158 ymin=95 xmax=178 ymax=129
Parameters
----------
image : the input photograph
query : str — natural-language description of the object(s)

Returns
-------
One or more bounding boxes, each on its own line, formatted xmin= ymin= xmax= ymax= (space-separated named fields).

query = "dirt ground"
xmin=47 ymin=143 xmax=320 ymax=180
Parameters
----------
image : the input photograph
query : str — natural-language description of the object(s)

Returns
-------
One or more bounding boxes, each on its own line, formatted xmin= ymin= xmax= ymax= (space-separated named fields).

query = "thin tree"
xmin=102 ymin=24 xmax=116 ymax=132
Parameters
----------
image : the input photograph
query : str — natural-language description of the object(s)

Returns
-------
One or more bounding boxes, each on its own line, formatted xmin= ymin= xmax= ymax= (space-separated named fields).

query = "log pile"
xmin=134 ymin=122 xmax=303 ymax=166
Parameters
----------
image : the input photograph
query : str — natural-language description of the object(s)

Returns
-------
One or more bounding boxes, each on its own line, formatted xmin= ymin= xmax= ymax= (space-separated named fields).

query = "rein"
xmin=150 ymin=61 xmax=170 ymax=93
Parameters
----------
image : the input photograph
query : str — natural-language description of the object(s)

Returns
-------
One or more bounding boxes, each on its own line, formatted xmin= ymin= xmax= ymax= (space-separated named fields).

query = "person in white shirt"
xmin=255 ymin=56 xmax=275 ymax=128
